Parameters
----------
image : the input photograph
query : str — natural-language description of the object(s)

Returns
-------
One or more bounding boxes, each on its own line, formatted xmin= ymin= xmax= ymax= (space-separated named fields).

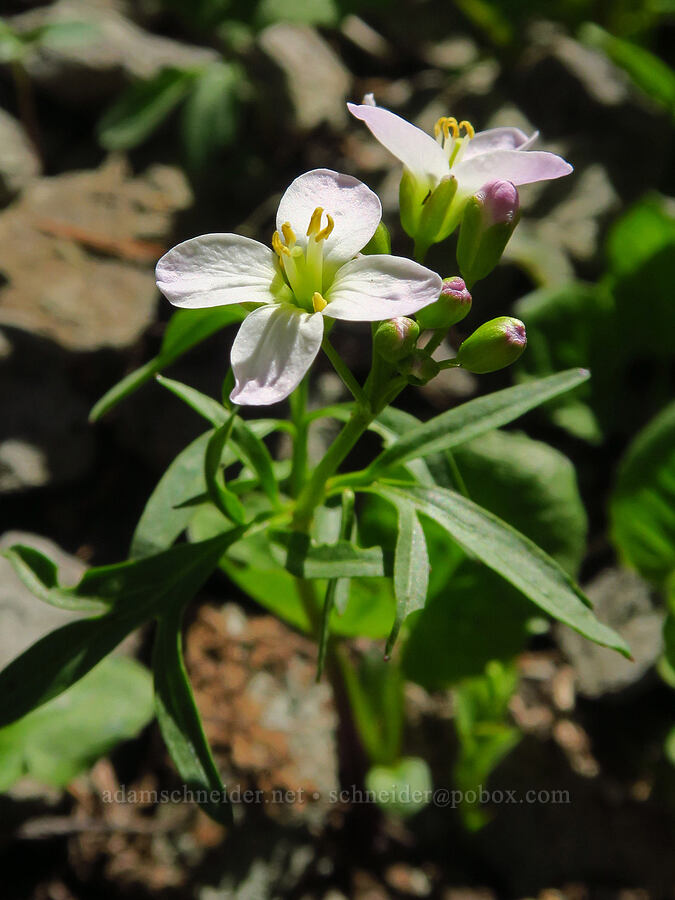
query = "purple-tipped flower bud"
xmin=456 ymin=316 xmax=527 ymax=373
xmin=374 ymin=316 xmax=420 ymax=362
xmin=457 ymin=180 xmax=520 ymax=287
xmin=415 ymin=276 xmax=472 ymax=331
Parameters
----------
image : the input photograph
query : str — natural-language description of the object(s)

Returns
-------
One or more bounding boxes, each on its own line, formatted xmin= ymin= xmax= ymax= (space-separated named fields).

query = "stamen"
xmin=272 ymin=230 xmax=289 ymax=257
xmin=281 ymin=222 xmax=296 ymax=247
xmin=306 ymin=207 xmax=324 ymax=238
xmin=459 ymin=120 xmax=475 ymax=139
xmin=316 ymin=213 xmax=334 ymax=242
xmin=434 ymin=116 xmax=459 ymax=140
xmin=312 ymin=292 xmax=327 ymax=312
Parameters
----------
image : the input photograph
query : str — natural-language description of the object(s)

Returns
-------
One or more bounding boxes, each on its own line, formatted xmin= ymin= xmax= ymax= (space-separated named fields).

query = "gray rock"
xmin=0 ymin=532 xmax=86 ymax=670
xmin=0 ymin=157 xmax=191 ymax=350
xmin=0 ymin=109 xmax=41 ymax=206
xmin=8 ymin=0 xmax=218 ymax=104
xmin=258 ymin=24 xmax=351 ymax=130
xmin=556 ymin=568 xmax=664 ymax=697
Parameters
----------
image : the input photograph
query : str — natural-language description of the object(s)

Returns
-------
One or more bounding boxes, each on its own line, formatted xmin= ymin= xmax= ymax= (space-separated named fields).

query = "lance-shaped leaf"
xmin=386 ymin=497 xmax=430 ymax=658
xmin=205 ymin=416 xmax=247 ymax=524
xmin=365 ymin=369 xmax=589 ymax=476
xmin=372 ymin=483 xmax=631 ymax=657
xmin=3 ymin=545 xmax=105 ymax=613
xmin=153 ymin=602 xmax=231 ymax=825
xmin=280 ymin=531 xmax=389 ymax=579
xmin=90 ymin=307 xmax=246 ymax=422
xmin=0 ymin=535 xmax=239 ymax=728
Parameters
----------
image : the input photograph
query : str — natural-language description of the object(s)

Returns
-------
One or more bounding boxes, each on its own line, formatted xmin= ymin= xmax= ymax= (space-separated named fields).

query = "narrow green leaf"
xmin=131 ymin=421 xmax=280 ymax=558
xmin=157 ymin=374 xmax=229 ymax=427
xmin=367 ymin=369 xmax=590 ymax=476
xmin=232 ymin=419 xmax=279 ymax=507
xmin=90 ymin=307 xmax=246 ymax=421
xmin=386 ymin=499 xmax=430 ymax=658
xmin=3 ymin=545 xmax=108 ymax=613
xmin=205 ymin=416 xmax=247 ymax=524
xmin=153 ymin=603 xmax=231 ymax=825
xmin=98 ymin=67 xmax=195 ymax=151
xmin=281 ymin=532 xmax=389 ymax=579
xmin=317 ymin=490 xmax=355 ymax=678
xmin=0 ymin=535 xmax=238 ymax=727
xmin=374 ymin=483 xmax=631 ymax=658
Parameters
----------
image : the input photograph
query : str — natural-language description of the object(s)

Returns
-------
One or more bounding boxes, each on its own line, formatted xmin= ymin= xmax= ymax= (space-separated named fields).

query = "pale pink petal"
xmin=324 ymin=256 xmax=442 ymax=322
xmin=276 ymin=169 xmax=381 ymax=265
xmin=454 ymin=149 xmax=573 ymax=196
xmin=347 ymin=102 xmax=449 ymax=185
xmin=230 ymin=304 xmax=323 ymax=406
xmin=461 ymin=127 xmax=537 ymax=160
xmin=156 ymin=234 xmax=278 ymax=308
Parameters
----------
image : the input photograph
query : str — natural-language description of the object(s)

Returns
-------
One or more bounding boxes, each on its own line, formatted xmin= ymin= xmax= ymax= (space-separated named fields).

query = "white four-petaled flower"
xmin=347 ymin=99 xmax=573 ymax=200
xmin=156 ymin=169 xmax=442 ymax=405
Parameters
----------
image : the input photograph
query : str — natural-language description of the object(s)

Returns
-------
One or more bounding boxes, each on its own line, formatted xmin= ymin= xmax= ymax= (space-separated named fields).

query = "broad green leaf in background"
xmin=255 ymin=0 xmax=339 ymax=28
xmin=402 ymin=566 xmax=532 ymax=689
xmin=153 ymin=602 xmax=231 ymax=824
xmin=580 ymin=22 xmax=675 ymax=115
xmin=0 ymin=535 xmax=237 ymax=728
xmin=90 ymin=307 xmax=246 ymax=421
xmin=0 ymin=657 xmax=153 ymax=792
xmin=611 ymin=400 xmax=675 ymax=585
xmin=361 ymin=369 xmax=590 ymax=477
xmin=514 ymin=283 xmax=611 ymax=442
xmin=182 ymin=61 xmax=241 ymax=170
xmin=373 ymin=483 xmax=631 ymax=657
xmin=98 ymin=67 xmax=196 ymax=150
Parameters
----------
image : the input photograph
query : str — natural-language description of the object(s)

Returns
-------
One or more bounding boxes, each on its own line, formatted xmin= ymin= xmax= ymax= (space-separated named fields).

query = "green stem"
xmin=413 ymin=239 xmax=429 ymax=264
xmin=289 ymin=376 xmax=309 ymax=498
xmin=292 ymin=408 xmax=372 ymax=531
xmin=322 ymin=336 xmax=366 ymax=404
xmin=424 ymin=330 xmax=446 ymax=356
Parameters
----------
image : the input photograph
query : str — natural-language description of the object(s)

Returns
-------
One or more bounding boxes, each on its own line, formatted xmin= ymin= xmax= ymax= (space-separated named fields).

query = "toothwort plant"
xmin=0 ymin=100 xmax=631 ymax=825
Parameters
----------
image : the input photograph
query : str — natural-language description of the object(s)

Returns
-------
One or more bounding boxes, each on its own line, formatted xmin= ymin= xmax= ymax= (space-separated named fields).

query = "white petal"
xmin=461 ymin=126 xmax=537 ymax=160
xmin=325 ymin=255 xmax=442 ymax=322
xmin=276 ymin=168 xmax=382 ymax=266
xmin=348 ymin=102 xmax=449 ymax=185
xmin=453 ymin=149 xmax=573 ymax=196
xmin=230 ymin=304 xmax=323 ymax=406
xmin=156 ymin=234 xmax=279 ymax=308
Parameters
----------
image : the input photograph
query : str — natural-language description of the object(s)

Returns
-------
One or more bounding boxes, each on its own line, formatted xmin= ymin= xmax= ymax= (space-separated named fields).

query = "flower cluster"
xmin=156 ymin=99 xmax=572 ymax=405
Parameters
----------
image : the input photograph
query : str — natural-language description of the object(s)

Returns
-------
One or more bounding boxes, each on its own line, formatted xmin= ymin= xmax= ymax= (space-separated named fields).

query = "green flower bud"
xmin=361 ymin=221 xmax=392 ymax=255
xmin=399 ymin=171 xmax=462 ymax=256
xmin=456 ymin=316 xmax=527 ymax=374
xmin=415 ymin=276 xmax=472 ymax=330
xmin=457 ymin=180 xmax=520 ymax=287
xmin=374 ymin=317 xmax=420 ymax=362
xmin=397 ymin=350 xmax=440 ymax=385
xmin=399 ymin=169 xmax=428 ymax=239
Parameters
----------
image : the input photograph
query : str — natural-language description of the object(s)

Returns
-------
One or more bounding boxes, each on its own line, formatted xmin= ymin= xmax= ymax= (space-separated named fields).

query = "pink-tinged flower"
xmin=156 ymin=169 xmax=442 ymax=406
xmin=347 ymin=100 xmax=573 ymax=199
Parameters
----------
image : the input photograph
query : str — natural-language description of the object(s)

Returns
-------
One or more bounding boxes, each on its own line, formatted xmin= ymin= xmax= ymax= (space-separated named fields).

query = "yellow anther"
xmin=316 ymin=213 xmax=334 ymax=242
xmin=312 ymin=292 xmax=327 ymax=312
xmin=459 ymin=120 xmax=475 ymax=139
xmin=434 ymin=116 xmax=458 ymax=139
xmin=281 ymin=222 xmax=296 ymax=247
xmin=306 ymin=206 xmax=324 ymax=238
xmin=272 ymin=230 xmax=289 ymax=257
